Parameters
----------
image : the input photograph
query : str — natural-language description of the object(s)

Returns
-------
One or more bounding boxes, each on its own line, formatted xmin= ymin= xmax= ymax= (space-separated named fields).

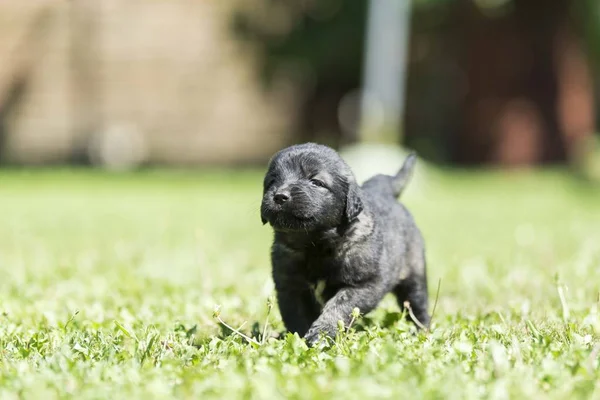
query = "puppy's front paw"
xmin=304 ymin=322 xmax=335 ymax=347
xmin=303 ymin=329 xmax=321 ymax=347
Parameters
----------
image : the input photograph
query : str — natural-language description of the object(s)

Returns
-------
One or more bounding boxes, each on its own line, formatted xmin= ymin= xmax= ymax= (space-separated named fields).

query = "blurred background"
xmin=1 ymin=0 xmax=600 ymax=174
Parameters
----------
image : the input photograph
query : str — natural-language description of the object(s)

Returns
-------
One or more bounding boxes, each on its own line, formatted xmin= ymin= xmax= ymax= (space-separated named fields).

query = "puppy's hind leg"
xmin=394 ymin=274 xmax=430 ymax=329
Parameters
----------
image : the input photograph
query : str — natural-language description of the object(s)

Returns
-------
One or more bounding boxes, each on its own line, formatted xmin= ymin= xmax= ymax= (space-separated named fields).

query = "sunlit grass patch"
xmin=0 ymin=169 xmax=598 ymax=399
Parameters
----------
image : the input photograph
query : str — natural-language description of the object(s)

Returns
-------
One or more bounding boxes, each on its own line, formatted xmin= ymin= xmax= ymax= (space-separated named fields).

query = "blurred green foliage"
xmin=233 ymin=0 xmax=367 ymax=87
xmin=580 ymin=0 xmax=600 ymax=66
xmin=233 ymin=0 xmax=600 ymax=150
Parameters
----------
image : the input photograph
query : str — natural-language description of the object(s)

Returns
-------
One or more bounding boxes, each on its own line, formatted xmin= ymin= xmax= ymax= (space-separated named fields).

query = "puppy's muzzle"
xmin=261 ymin=186 xmax=305 ymax=227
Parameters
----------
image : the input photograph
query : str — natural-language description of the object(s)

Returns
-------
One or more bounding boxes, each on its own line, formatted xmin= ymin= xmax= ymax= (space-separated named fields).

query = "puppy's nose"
xmin=274 ymin=192 xmax=289 ymax=205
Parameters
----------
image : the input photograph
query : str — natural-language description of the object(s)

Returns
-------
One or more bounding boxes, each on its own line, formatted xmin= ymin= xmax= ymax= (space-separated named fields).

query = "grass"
xmin=0 ymin=167 xmax=599 ymax=399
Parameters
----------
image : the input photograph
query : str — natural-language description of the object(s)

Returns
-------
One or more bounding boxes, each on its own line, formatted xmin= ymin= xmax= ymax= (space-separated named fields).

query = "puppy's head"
xmin=260 ymin=143 xmax=363 ymax=232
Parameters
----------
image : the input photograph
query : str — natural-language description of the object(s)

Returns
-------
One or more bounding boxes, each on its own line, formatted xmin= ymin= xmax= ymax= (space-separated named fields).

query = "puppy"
xmin=260 ymin=143 xmax=429 ymax=345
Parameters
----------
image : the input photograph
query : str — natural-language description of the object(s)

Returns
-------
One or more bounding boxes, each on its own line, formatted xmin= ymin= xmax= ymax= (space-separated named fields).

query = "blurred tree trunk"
xmin=454 ymin=0 xmax=595 ymax=166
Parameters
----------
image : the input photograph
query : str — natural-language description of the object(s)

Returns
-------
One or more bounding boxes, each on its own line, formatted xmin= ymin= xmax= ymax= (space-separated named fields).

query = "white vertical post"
xmin=359 ymin=0 xmax=412 ymax=144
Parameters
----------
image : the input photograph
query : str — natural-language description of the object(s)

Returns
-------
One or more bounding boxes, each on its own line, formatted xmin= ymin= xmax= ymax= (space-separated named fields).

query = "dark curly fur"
xmin=260 ymin=143 xmax=429 ymax=346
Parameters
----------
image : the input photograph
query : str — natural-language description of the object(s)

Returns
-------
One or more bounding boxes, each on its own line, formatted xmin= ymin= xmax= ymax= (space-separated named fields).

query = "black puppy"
xmin=260 ymin=143 xmax=429 ymax=345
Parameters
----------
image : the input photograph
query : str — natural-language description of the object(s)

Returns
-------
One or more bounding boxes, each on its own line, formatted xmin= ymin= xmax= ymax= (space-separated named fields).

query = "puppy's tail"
xmin=391 ymin=152 xmax=417 ymax=198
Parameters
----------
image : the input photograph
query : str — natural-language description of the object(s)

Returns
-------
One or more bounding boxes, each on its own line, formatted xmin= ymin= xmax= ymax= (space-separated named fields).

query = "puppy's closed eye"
xmin=309 ymin=178 xmax=327 ymax=189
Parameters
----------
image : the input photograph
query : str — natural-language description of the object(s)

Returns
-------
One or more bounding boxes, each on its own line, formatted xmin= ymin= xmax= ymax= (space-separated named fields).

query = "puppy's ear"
xmin=344 ymin=180 xmax=363 ymax=224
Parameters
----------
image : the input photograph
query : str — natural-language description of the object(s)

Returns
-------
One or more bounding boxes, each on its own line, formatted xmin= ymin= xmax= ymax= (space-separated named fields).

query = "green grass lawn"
xmin=0 ymin=168 xmax=599 ymax=399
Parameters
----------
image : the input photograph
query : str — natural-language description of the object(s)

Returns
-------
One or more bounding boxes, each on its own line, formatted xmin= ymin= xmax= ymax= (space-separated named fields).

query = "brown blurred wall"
xmin=454 ymin=0 xmax=595 ymax=166
xmin=0 ymin=0 xmax=296 ymax=166
xmin=404 ymin=0 xmax=596 ymax=167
